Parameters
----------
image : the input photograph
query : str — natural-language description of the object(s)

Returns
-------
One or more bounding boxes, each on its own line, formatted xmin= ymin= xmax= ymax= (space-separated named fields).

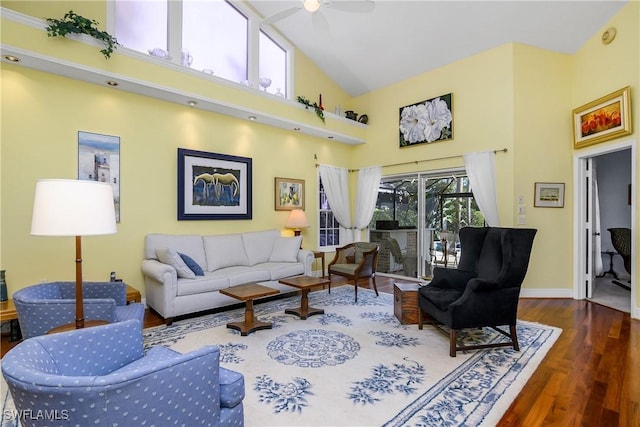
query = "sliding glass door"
xmin=370 ymin=169 xmax=485 ymax=279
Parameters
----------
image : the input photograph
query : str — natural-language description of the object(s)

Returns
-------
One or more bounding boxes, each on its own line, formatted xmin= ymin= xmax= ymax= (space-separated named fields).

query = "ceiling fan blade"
xmin=326 ymin=0 xmax=375 ymax=14
xmin=261 ymin=5 xmax=303 ymax=26
xmin=311 ymin=12 xmax=330 ymax=34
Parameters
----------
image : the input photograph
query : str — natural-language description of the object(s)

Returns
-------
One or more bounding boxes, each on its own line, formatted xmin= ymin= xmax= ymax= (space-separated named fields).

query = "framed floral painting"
xmin=399 ymin=93 xmax=453 ymax=147
xmin=572 ymin=86 xmax=631 ymax=149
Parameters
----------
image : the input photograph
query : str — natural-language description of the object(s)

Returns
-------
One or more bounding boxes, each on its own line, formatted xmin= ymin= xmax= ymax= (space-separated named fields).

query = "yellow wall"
xmin=1 ymin=1 xmax=639 ymax=309
xmin=0 ymin=63 xmax=351 ymax=293
xmin=571 ymin=1 xmax=640 ymax=307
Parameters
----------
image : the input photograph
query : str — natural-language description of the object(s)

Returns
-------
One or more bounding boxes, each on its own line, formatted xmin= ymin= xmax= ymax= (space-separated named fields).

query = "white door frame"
xmin=573 ymin=138 xmax=637 ymax=318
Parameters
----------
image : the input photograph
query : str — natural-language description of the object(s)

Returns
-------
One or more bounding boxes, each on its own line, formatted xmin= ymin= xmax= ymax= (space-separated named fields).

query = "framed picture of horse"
xmin=178 ymin=148 xmax=252 ymax=220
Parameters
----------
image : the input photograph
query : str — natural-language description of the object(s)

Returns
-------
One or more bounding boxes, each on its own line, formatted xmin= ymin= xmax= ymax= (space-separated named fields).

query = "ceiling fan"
xmin=260 ymin=0 xmax=375 ymax=26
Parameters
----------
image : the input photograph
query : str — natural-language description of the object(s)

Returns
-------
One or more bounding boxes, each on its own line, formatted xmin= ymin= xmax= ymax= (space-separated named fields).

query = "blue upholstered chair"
xmin=13 ymin=281 xmax=145 ymax=338
xmin=2 ymin=319 xmax=245 ymax=427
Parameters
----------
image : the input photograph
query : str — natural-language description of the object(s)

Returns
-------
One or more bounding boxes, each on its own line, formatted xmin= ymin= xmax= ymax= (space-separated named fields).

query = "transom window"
xmin=112 ymin=0 xmax=290 ymax=97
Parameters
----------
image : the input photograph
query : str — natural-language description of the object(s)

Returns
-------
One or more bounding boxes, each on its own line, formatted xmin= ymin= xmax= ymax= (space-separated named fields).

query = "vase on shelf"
xmin=0 ymin=270 xmax=7 ymax=302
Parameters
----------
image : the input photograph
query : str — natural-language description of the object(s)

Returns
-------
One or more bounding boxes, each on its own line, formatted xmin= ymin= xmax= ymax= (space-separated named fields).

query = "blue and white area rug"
xmin=146 ymin=287 xmax=560 ymax=426
xmin=0 ymin=287 xmax=560 ymax=427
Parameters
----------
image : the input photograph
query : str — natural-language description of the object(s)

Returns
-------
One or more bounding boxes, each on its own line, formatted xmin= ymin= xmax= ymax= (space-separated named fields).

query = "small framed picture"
xmin=534 ymin=182 xmax=565 ymax=208
xmin=274 ymin=177 xmax=305 ymax=210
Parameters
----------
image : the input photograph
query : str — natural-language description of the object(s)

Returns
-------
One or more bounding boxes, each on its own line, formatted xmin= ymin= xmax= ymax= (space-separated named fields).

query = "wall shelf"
xmin=0 ymin=8 xmax=367 ymax=145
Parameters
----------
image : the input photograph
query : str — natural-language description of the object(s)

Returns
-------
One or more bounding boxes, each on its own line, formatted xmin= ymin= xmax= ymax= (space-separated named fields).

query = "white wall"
xmin=597 ymin=148 xmax=632 ymax=276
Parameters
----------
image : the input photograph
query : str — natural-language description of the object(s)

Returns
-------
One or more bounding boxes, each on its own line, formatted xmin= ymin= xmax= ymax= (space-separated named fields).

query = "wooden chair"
xmin=328 ymin=242 xmax=379 ymax=302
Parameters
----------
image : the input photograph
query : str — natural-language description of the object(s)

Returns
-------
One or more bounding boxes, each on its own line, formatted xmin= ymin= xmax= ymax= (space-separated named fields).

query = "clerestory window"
xmin=112 ymin=0 xmax=290 ymax=97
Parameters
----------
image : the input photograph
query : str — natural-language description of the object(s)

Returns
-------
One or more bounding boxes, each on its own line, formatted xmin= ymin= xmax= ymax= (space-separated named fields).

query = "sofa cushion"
xmin=242 ymin=230 xmax=279 ymax=266
xmin=176 ymin=274 xmax=230 ymax=297
xmin=216 ymin=266 xmax=271 ymax=286
xmin=156 ymin=247 xmax=196 ymax=279
xmin=264 ymin=262 xmax=305 ymax=280
xmin=145 ymin=234 xmax=207 ymax=269
xmin=269 ymin=236 xmax=302 ymax=262
xmin=179 ymin=252 xmax=204 ymax=276
xmin=204 ymin=234 xmax=250 ymax=271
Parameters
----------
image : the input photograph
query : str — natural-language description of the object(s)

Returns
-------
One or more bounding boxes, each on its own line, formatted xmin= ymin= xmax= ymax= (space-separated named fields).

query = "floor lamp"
xmin=31 ymin=179 xmax=117 ymax=330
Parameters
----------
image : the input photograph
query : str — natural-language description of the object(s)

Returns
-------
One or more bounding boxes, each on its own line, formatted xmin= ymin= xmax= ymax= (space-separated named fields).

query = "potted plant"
xmin=296 ymin=96 xmax=325 ymax=124
xmin=46 ymin=10 xmax=119 ymax=59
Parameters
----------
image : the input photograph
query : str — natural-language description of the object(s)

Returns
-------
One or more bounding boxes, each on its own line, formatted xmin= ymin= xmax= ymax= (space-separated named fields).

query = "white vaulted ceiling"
xmin=244 ymin=0 xmax=628 ymax=96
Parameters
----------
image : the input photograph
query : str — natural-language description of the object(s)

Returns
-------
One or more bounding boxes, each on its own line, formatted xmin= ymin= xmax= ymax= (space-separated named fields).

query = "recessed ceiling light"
xmin=3 ymin=55 xmax=20 ymax=63
xmin=106 ymin=80 xmax=118 ymax=86
xmin=248 ymin=115 xmax=257 ymax=121
xmin=187 ymin=100 xmax=197 ymax=107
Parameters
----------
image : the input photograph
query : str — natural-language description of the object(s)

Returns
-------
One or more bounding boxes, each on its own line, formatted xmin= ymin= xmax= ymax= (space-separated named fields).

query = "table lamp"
xmin=286 ymin=209 xmax=309 ymax=236
xmin=31 ymin=179 xmax=117 ymax=329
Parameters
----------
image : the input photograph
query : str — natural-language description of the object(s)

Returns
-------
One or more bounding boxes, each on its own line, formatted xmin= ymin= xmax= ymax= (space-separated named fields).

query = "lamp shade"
xmin=285 ymin=209 xmax=309 ymax=229
xmin=31 ymin=179 xmax=117 ymax=236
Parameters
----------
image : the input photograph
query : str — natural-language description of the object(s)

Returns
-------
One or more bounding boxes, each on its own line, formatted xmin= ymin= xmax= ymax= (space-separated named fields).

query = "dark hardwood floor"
xmin=2 ymin=276 xmax=638 ymax=425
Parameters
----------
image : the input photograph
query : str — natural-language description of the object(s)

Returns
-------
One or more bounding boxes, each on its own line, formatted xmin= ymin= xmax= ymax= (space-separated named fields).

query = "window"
xmin=318 ymin=178 xmax=340 ymax=250
xmin=183 ymin=1 xmax=247 ymax=83
xmin=112 ymin=0 xmax=290 ymax=96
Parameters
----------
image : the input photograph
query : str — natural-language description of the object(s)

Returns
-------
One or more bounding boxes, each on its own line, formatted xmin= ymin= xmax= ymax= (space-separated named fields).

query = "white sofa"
xmin=142 ymin=229 xmax=313 ymax=324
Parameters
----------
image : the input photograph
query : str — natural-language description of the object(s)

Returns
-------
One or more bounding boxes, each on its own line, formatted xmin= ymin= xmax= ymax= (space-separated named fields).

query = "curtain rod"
xmin=314 ymin=148 xmax=508 ymax=172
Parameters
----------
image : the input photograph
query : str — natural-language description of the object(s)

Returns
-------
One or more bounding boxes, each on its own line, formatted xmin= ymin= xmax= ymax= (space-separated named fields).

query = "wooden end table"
xmin=0 ymin=299 xmax=22 ymax=341
xmin=279 ymin=276 xmax=329 ymax=319
xmin=220 ymin=283 xmax=279 ymax=336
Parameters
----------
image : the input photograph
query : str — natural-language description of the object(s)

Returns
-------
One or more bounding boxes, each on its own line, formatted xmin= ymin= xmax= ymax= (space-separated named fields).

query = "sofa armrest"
xmin=142 ymin=259 xmax=176 ymax=283
xmin=298 ymin=249 xmax=314 ymax=276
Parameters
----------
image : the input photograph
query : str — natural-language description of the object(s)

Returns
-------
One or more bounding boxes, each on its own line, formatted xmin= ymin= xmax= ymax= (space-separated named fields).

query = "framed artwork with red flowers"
xmin=399 ymin=93 xmax=453 ymax=147
xmin=573 ymin=86 xmax=631 ymax=149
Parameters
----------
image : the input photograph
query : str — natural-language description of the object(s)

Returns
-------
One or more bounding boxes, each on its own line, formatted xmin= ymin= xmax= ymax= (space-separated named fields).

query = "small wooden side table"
xmin=126 ymin=284 xmax=142 ymax=303
xmin=0 ymin=299 xmax=22 ymax=341
xmin=220 ymin=283 xmax=279 ymax=336
xmin=312 ymin=251 xmax=326 ymax=277
xmin=279 ymin=275 xmax=329 ymax=319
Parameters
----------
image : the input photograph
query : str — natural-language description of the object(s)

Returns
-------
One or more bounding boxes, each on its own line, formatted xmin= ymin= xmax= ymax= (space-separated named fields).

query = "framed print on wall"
xmin=534 ymin=182 xmax=565 ymax=208
xmin=275 ymin=177 xmax=305 ymax=210
xmin=78 ymin=131 xmax=120 ymax=222
xmin=572 ymin=86 xmax=632 ymax=149
xmin=399 ymin=93 xmax=453 ymax=147
xmin=178 ymin=148 xmax=252 ymax=220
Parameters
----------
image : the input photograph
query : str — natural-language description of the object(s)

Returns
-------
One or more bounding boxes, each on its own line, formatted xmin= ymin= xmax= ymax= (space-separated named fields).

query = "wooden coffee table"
xmin=220 ymin=283 xmax=279 ymax=336
xmin=279 ymin=276 xmax=329 ymax=319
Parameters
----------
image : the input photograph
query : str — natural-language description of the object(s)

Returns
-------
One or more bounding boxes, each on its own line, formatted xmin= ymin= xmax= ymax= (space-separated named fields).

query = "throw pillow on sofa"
xmin=156 ymin=247 xmax=195 ymax=279
xmin=269 ymin=236 xmax=302 ymax=263
xmin=179 ymin=253 xmax=205 ymax=276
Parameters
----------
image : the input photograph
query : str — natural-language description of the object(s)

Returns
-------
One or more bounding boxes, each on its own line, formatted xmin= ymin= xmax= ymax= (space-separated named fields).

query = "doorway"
xmin=574 ymin=139 xmax=636 ymax=315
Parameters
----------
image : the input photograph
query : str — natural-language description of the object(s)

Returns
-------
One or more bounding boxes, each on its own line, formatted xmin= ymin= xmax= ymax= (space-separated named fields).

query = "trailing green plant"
xmin=46 ymin=10 xmax=119 ymax=59
xmin=296 ymin=95 xmax=325 ymax=124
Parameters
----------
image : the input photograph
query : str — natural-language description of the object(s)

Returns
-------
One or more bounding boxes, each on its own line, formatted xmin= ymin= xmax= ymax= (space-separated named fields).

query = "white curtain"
xmin=463 ymin=151 xmax=500 ymax=226
xmin=353 ymin=166 xmax=382 ymax=233
xmin=593 ymin=162 xmax=603 ymax=275
xmin=318 ymin=165 xmax=354 ymax=244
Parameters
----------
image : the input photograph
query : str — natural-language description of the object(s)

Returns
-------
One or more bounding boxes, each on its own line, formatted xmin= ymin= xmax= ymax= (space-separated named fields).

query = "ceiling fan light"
xmin=303 ymin=0 xmax=321 ymax=12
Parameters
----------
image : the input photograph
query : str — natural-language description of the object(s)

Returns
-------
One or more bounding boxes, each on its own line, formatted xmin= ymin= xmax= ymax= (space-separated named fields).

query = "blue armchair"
xmin=2 ymin=319 xmax=245 ymax=426
xmin=13 ymin=281 xmax=145 ymax=338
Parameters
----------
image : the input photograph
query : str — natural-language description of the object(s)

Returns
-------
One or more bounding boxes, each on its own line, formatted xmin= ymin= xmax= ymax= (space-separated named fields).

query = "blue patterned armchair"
xmin=13 ymin=281 xmax=145 ymax=338
xmin=1 ymin=319 xmax=245 ymax=427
